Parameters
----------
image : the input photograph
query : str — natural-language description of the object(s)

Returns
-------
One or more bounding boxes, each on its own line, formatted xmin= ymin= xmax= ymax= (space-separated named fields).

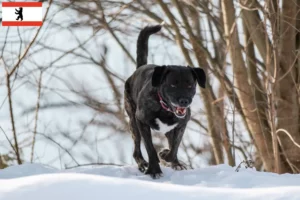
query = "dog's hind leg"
xmin=159 ymin=125 xmax=187 ymax=170
xmin=124 ymin=91 xmax=148 ymax=173
xmin=130 ymin=118 xmax=148 ymax=172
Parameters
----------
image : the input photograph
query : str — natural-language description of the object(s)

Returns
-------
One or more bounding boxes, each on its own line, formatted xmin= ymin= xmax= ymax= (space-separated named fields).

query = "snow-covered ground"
xmin=0 ymin=164 xmax=300 ymax=200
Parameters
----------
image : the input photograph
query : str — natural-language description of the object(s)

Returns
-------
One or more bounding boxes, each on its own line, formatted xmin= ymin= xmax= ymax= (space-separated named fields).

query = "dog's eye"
xmin=188 ymin=85 xmax=192 ymax=88
xmin=171 ymin=84 xmax=176 ymax=88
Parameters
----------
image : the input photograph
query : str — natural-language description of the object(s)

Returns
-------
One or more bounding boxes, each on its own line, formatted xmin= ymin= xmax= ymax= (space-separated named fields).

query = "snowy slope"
xmin=0 ymin=164 xmax=300 ymax=200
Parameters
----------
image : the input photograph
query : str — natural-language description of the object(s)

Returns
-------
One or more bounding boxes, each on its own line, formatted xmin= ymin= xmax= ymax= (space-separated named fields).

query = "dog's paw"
xmin=137 ymin=160 xmax=148 ymax=173
xmin=145 ymin=164 xmax=163 ymax=179
xmin=159 ymin=149 xmax=188 ymax=171
xmin=159 ymin=149 xmax=171 ymax=162
xmin=171 ymin=161 xmax=187 ymax=171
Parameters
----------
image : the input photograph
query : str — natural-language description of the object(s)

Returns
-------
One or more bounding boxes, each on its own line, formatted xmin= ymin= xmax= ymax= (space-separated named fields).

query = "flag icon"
xmin=2 ymin=2 xmax=43 ymax=26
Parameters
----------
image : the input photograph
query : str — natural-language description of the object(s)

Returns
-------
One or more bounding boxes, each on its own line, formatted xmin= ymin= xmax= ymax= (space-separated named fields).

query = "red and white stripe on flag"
xmin=2 ymin=2 xmax=43 ymax=26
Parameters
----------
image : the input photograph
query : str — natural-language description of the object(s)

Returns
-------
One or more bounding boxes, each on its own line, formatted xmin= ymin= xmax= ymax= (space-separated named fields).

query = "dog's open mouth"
xmin=173 ymin=106 xmax=187 ymax=118
xmin=175 ymin=107 xmax=186 ymax=115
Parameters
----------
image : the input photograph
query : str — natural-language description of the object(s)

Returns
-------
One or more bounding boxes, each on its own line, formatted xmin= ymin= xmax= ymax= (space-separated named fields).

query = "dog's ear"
xmin=189 ymin=66 xmax=206 ymax=88
xmin=152 ymin=66 xmax=167 ymax=87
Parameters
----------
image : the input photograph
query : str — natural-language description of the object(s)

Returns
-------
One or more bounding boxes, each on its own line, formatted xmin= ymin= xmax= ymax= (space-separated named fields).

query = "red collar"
xmin=157 ymin=92 xmax=173 ymax=113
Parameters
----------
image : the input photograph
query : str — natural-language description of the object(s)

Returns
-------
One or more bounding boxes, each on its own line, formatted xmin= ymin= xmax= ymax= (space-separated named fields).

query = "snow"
xmin=0 ymin=164 xmax=300 ymax=200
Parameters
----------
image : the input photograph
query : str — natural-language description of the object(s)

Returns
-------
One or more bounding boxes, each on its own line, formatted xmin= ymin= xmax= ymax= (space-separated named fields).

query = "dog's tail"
xmin=136 ymin=22 xmax=163 ymax=68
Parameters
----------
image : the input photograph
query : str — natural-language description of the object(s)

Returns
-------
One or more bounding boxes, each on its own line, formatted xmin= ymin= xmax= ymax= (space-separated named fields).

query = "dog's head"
xmin=152 ymin=65 xmax=206 ymax=118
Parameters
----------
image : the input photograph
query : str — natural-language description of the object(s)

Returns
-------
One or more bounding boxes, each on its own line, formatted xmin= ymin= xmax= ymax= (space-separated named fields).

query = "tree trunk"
xmin=277 ymin=0 xmax=300 ymax=173
xmin=221 ymin=0 xmax=274 ymax=171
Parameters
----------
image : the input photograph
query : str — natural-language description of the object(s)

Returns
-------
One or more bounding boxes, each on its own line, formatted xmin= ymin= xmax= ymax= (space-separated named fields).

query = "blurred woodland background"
xmin=1 ymin=0 xmax=300 ymax=174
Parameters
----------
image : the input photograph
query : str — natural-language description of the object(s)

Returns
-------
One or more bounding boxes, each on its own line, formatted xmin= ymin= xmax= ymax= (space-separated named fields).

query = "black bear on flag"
xmin=15 ymin=7 xmax=23 ymax=21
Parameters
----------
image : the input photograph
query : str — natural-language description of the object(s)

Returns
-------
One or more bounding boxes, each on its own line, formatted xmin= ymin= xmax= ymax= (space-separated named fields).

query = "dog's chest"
xmin=151 ymin=118 xmax=178 ymax=133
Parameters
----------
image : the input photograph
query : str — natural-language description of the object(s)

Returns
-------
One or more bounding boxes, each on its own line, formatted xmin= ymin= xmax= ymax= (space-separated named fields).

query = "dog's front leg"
xmin=136 ymin=119 xmax=162 ymax=179
xmin=159 ymin=125 xmax=187 ymax=170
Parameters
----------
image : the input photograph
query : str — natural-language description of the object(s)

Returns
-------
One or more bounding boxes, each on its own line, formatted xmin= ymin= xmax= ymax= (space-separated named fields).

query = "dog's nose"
xmin=178 ymin=98 xmax=190 ymax=107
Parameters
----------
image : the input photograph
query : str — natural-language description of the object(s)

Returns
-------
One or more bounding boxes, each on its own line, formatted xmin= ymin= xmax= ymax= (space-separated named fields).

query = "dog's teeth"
xmin=175 ymin=108 xmax=186 ymax=115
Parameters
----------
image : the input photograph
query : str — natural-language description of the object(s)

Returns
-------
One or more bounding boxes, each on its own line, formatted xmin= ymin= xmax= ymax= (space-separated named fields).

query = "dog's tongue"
xmin=175 ymin=107 xmax=186 ymax=115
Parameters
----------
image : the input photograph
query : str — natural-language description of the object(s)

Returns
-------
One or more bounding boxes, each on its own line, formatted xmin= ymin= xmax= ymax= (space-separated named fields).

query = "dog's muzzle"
xmin=158 ymin=92 xmax=189 ymax=118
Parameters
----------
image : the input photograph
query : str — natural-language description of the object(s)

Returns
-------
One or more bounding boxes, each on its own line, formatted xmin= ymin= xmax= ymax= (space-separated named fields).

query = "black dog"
xmin=124 ymin=24 xmax=206 ymax=178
